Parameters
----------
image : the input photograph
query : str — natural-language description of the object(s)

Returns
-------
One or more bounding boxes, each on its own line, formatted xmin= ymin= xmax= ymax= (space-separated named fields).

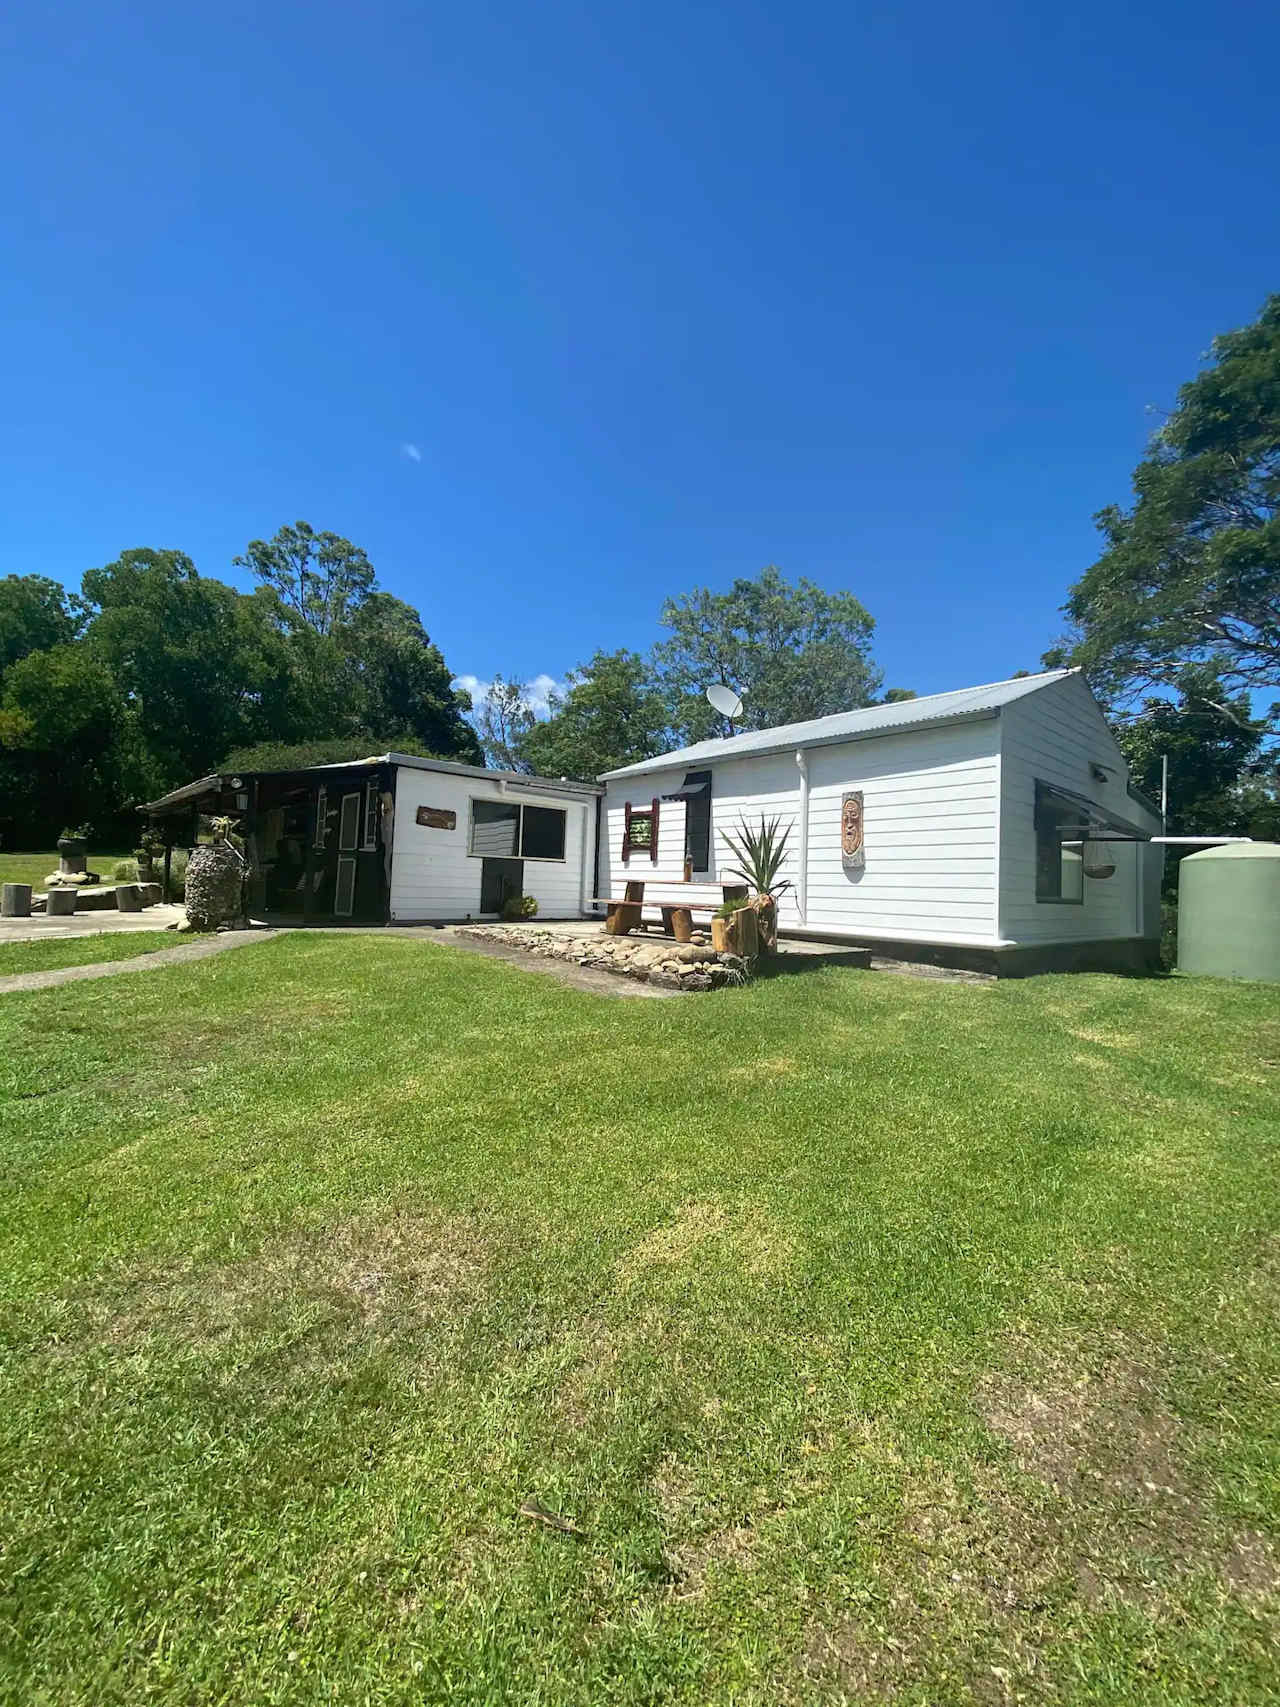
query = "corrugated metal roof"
xmin=140 ymin=752 xmax=604 ymax=813
xmin=598 ymin=669 xmax=1079 ymax=780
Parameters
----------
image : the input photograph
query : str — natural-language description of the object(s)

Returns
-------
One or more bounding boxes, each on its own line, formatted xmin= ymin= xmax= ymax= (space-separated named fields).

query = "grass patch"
xmin=0 ymin=936 xmax=1276 ymax=1704
xmin=0 ymin=850 xmax=130 ymax=893
xmin=0 ymin=931 xmax=177 ymax=979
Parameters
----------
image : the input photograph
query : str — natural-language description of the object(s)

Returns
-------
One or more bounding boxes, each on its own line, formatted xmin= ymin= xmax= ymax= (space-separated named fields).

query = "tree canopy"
xmin=0 ymin=524 xmax=480 ymax=846
xmin=519 ymin=651 xmax=672 ymax=780
xmin=1058 ymin=295 xmax=1280 ymax=736
xmin=653 ymin=566 xmax=881 ymax=742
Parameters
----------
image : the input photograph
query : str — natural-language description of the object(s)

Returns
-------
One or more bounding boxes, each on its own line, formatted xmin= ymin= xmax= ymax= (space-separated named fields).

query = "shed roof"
xmin=598 ymin=668 xmax=1079 ymax=780
xmin=139 ymin=752 xmax=602 ymax=814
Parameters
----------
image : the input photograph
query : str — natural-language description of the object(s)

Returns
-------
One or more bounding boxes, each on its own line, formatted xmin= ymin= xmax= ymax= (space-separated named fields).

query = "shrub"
xmin=501 ymin=893 xmax=538 ymax=921
xmin=112 ymin=859 xmax=139 ymax=884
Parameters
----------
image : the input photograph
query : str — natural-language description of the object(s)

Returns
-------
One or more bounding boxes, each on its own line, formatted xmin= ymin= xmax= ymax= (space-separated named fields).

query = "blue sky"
xmin=3 ymin=0 xmax=1277 ymax=712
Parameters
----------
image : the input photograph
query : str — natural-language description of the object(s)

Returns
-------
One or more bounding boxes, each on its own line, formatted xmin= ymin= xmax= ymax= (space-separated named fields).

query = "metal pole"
xmin=1160 ymin=754 xmax=1168 ymax=833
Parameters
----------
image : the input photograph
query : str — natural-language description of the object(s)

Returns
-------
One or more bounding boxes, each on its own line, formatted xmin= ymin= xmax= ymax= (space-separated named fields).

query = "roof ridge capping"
xmin=597 ymin=667 xmax=1079 ymax=780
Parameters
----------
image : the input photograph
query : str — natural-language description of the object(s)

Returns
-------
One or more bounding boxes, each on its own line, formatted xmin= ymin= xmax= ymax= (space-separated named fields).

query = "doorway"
xmin=480 ymin=857 xmax=523 ymax=915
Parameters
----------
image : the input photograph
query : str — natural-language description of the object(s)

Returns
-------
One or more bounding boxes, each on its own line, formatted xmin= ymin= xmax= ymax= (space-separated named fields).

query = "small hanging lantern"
xmin=1082 ymin=837 xmax=1116 ymax=880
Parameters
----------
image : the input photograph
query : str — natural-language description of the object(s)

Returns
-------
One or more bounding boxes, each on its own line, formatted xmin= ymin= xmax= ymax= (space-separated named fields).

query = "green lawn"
xmin=0 ymin=930 xmax=177 ymax=978
xmin=0 ymin=937 xmax=1276 ymax=1706
xmin=0 ymin=850 xmax=130 ymax=892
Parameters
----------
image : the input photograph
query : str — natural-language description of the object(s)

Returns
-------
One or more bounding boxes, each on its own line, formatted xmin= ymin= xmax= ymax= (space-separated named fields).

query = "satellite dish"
xmin=706 ymin=683 xmax=745 ymax=721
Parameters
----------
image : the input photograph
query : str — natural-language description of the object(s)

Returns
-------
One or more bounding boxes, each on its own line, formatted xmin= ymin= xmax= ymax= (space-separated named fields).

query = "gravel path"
xmin=0 ymin=929 xmax=281 ymax=996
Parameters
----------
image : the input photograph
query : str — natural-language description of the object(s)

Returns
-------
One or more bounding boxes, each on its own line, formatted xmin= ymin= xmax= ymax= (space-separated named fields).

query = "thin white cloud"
xmin=453 ymin=673 xmax=568 ymax=720
xmin=400 ymin=442 xmax=423 ymax=463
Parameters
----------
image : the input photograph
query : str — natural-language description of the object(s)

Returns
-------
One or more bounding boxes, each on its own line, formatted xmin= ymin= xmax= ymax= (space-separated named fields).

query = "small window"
xmin=1035 ymin=790 xmax=1085 ymax=903
xmin=338 ymin=791 xmax=361 ymax=853
xmin=313 ymin=785 xmax=328 ymax=850
xmin=522 ymin=804 xmax=566 ymax=861
xmin=471 ymin=800 xmax=520 ymax=857
xmin=363 ymin=781 xmax=380 ymax=850
xmin=683 ymin=771 xmax=712 ymax=871
xmin=469 ymin=799 xmax=568 ymax=862
xmin=334 ymin=855 xmax=357 ymax=917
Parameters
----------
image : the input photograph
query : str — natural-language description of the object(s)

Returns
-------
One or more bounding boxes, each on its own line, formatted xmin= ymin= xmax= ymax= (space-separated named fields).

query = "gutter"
xmin=598 ymin=706 xmax=1002 ymax=783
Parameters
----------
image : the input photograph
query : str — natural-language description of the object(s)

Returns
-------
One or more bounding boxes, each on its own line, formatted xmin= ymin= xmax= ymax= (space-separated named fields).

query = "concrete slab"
xmin=0 ymin=904 xmax=187 ymax=945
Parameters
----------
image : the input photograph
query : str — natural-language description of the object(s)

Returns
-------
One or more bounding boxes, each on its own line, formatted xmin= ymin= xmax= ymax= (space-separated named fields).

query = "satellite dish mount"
xmin=705 ymin=682 xmax=745 ymax=732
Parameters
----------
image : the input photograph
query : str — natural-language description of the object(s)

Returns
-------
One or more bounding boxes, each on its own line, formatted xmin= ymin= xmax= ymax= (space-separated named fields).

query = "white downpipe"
xmin=795 ymin=748 xmax=809 ymax=925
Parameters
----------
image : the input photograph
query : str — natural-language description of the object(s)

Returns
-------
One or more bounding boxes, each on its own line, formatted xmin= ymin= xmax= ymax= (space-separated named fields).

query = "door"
xmin=334 ymin=791 xmax=361 ymax=918
xmin=480 ymin=857 xmax=523 ymax=915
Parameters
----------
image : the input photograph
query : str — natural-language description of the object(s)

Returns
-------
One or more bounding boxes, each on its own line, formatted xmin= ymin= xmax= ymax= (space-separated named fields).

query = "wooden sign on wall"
xmin=416 ymin=805 xmax=457 ymax=830
xmin=841 ymin=791 xmax=865 ymax=872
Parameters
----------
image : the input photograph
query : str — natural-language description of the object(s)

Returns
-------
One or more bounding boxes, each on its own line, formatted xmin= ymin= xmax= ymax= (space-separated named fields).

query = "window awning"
xmin=661 ymin=768 xmax=712 ymax=803
xmin=1035 ymin=780 xmax=1152 ymax=842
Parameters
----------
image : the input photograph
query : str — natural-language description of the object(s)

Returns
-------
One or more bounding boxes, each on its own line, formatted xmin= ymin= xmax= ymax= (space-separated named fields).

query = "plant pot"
xmin=713 ymin=908 xmax=758 ymax=959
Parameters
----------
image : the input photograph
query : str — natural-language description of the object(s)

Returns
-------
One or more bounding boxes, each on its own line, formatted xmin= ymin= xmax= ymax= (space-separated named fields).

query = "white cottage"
xmin=142 ymin=754 xmax=602 ymax=926
xmin=595 ymin=669 xmax=1165 ymax=975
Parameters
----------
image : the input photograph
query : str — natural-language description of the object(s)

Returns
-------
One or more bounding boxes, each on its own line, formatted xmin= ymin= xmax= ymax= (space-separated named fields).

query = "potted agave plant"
xmin=718 ymin=812 xmax=795 ymax=954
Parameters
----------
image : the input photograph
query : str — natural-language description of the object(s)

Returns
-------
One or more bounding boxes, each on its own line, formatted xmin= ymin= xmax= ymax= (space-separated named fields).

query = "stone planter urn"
xmin=135 ymin=848 xmax=155 ymax=882
xmin=47 ymin=835 xmax=97 ymax=889
xmin=183 ymin=822 xmax=246 ymax=931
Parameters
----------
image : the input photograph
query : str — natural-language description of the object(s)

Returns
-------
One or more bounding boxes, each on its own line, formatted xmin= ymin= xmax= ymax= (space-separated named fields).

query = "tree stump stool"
xmin=1 ymin=884 xmax=32 ymax=918
xmin=47 ymin=888 xmax=77 ymax=916
xmin=115 ymin=884 xmax=143 ymax=913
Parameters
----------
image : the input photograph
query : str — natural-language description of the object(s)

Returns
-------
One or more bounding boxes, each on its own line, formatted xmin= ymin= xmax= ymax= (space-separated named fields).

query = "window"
xmin=521 ymin=804 xmax=566 ymax=861
xmin=313 ymin=785 xmax=328 ymax=850
xmin=682 ymin=771 xmax=712 ymax=871
xmin=469 ymin=798 xmax=568 ymax=861
xmin=338 ymin=791 xmax=361 ymax=852
xmin=622 ymin=798 xmax=660 ymax=863
xmin=1035 ymin=788 xmax=1084 ymax=903
xmin=363 ymin=780 xmax=380 ymax=850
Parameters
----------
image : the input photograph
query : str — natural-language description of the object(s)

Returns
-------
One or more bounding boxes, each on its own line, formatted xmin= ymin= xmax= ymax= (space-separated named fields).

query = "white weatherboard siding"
xmin=598 ymin=750 xmax=806 ymax=922
xmin=389 ymin=766 xmax=592 ymax=922
xmin=600 ymin=721 xmax=1001 ymax=947
xmin=998 ymin=673 xmax=1161 ymax=945
xmin=804 ymin=720 xmax=1000 ymax=944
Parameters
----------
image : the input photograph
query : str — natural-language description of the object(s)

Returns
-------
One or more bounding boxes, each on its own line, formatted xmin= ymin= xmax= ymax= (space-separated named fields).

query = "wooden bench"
xmin=589 ymin=880 xmax=749 ymax=941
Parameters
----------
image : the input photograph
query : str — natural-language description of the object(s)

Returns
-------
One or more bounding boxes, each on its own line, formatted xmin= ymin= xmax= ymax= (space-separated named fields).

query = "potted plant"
xmin=56 ymin=822 xmax=92 ymax=858
xmin=501 ymin=893 xmax=539 ymax=921
xmin=718 ymin=813 xmax=795 ymax=953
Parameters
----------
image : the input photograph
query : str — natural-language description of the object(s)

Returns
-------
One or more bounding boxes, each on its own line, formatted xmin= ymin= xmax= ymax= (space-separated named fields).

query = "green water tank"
xmin=1177 ymin=842 xmax=1280 ymax=983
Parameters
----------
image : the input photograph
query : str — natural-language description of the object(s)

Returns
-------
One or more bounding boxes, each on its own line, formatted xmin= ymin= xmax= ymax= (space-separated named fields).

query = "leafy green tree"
xmin=1058 ymin=295 xmax=1280 ymax=733
xmin=0 ymin=575 xmax=79 ymax=673
xmin=0 ymin=644 xmax=125 ymax=844
xmin=1113 ymin=677 xmax=1276 ymax=839
xmin=345 ymin=594 xmax=482 ymax=764
xmin=518 ymin=650 xmax=671 ymax=779
xmin=81 ymin=548 xmax=290 ymax=796
xmin=234 ymin=521 xmax=376 ymax=636
xmin=653 ymin=566 xmax=881 ymax=741
xmin=472 ymin=675 xmax=534 ymax=771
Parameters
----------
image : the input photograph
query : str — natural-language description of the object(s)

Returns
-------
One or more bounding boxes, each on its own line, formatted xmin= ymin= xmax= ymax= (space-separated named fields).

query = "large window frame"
xmin=1034 ymin=782 xmax=1085 ymax=904
xmin=468 ymin=797 xmax=568 ymax=863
